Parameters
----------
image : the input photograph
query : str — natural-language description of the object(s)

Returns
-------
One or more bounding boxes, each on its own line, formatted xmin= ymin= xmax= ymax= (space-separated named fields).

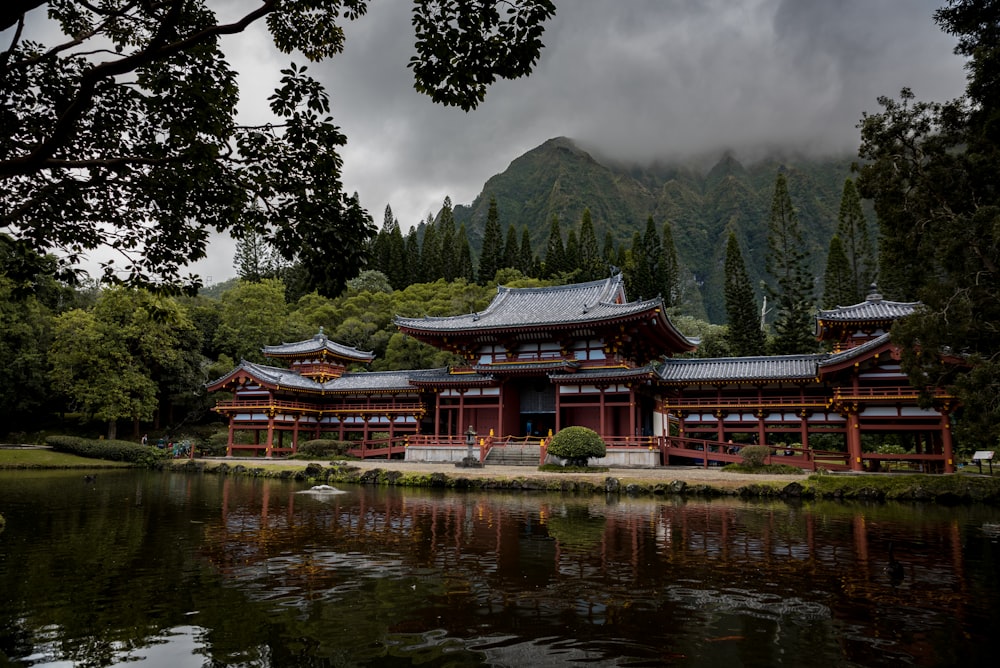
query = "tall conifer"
xmin=438 ymin=197 xmax=457 ymax=281
xmin=565 ymin=228 xmax=580 ymax=275
xmin=836 ymin=178 xmax=875 ymax=303
xmin=503 ymin=225 xmax=519 ymax=271
xmin=518 ymin=226 xmax=535 ymax=276
xmin=822 ymin=234 xmax=854 ymax=309
xmin=578 ymin=208 xmax=603 ymax=281
xmin=544 ymin=215 xmax=565 ymax=277
xmin=724 ymin=231 xmax=766 ymax=356
xmin=765 ymin=172 xmax=815 ymax=354
xmin=419 ymin=214 xmax=440 ymax=282
xmin=661 ymin=221 xmax=681 ymax=308
xmin=456 ymin=223 xmax=475 ymax=282
xmin=478 ymin=195 xmax=504 ymax=284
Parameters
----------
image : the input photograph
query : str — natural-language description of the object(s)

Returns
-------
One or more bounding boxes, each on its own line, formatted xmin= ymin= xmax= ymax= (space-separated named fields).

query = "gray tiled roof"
xmin=211 ymin=361 xmax=428 ymax=393
xmin=550 ymin=365 xmax=656 ymax=382
xmin=473 ymin=360 xmax=578 ymax=373
xmin=818 ymin=333 xmax=893 ymax=368
xmin=407 ymin=368 xmax=495 ymax=385
xmin=395 ymin=275 xmax=666 ymax=332
xmin=262 ymin=331 xmax=374 ymax=362
xmin=817 ymin=295 xmax=919 ymax=323
xmin=658 ymin=354 xmax=825 ymax=383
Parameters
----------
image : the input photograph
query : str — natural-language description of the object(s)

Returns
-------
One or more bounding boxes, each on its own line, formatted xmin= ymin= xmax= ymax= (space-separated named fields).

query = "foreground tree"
xmin=856 ymin=0 xmax=1000 ymax=446
xmin=0 ymin=1 xmax=555 ymax=295
xmin=49 ymin=288 xmax=196 ymax=439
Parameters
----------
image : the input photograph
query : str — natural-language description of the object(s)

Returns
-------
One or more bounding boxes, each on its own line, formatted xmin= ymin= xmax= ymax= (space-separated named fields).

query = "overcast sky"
xmin=106 ymin=2 xmax=976 ymax=284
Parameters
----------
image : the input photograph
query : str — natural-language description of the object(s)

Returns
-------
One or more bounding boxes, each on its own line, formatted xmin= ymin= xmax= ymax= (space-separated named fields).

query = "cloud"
xmin=56 ymin=1 xmax=970 ymax=284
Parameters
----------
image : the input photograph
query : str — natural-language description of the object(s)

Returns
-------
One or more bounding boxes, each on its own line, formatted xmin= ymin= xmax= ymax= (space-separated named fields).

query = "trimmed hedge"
xmin=45 ymin=435 xmax=165 ymax=465
xmin=548 ymin=426 xmax=607 ymax=467
xmin=296 ymin=439 xmax=351 ymax=458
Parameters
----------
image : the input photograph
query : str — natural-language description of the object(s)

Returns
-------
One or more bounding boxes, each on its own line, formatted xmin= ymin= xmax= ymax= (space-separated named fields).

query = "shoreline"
xmin=163 ymin=456 xmax=1000 ymax=503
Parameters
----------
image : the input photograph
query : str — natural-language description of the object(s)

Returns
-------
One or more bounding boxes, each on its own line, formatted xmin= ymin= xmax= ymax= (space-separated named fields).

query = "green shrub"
xmin=547 ymin=426 xmax=607 ymax=467
xmin=740 ymin=445 xmax=772 ymax=468
xmin=297 ymin=439 xmax=351 ymax=458
xmin=45 ymin=435 xmax=165 ymax=466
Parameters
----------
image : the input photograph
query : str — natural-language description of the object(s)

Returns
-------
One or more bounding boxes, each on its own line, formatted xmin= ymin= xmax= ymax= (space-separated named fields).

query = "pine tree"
xmin=836 ymin=178 xmax=875 ymax=303
xmin=544 ymin=214 xmax=565 ymax=278
xmin=603 ymin=230 xmax=617 ymax=268
xmin=478 ymin=195 xmax=504 ymax=284
xmin=660 ymin=221 xmax=681 ymax=308
xmin=419 ymin=214 xmax=440 ymax=282
xmin=564 ymin=228 xmax=580 ymax=276
xmin=724 ymin=231 xmax=766 ymax=356
xmin=766 ymin=172 xmax=815 ymax=354
xmin=438 ymin=197 xmax=457 ymax=281
xmin=577 ymin=208 xmax=603 ymax=281
xmin=387 ymin=224 xmax=406 ymax=290
xmin=403 ymin=228 xmax=420 ymax=288
xmin=822 ymin=234 xmax=855 ymax=309
xmin=456 ymin=223 xmax=475 ymax=282
xmin=627 ymin=227 xmax=655 ymax=300
xmin=642 ymin=216 xmax=662 ymax=293
xmin=233 ymin=224 xmax=277 ymax=283
xmin=518 ymin=226 xmax=535 ymax=276
xmin=502 ymin=225 xmax=519 ymax=271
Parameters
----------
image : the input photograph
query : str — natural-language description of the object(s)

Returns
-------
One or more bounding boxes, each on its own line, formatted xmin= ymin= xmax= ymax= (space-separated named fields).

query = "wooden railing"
xmin=663 ymin=396 xmax=829 ymax=409
xmin=832 ymin=386 xmax=953 ymax=401
xmin=214 ymin=399 xmax=424 ymax=415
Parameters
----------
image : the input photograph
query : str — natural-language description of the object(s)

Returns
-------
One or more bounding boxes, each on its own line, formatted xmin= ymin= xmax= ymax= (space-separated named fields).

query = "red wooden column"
xmin=941 ymin=412 xmax=955 ymax=473
xmin=628 ymin=385 xmax=636 ymax=438
xmin=458 ymin=389 xmax=466 ymax=436
xmin=434 ymin=389 xmax=442 ymax=439
xmin=265 ymin=413 xmax=275 ymax=458
xmin=226 ymin=415 xmax=235 ymax=457
xmin=599 ymin=386 xmax=607 ymax=437
xmin=292 ymin=416 xmax=301 ymax=452
xmin=555 ymin=384 xmax=562 ymax=432
xmin=846 ymin=409 xmax=863 ymax=471
xmin=716 ymin=410 xmax=725 ymax=442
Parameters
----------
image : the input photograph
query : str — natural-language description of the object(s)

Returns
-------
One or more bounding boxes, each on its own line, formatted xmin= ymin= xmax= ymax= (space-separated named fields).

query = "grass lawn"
xmin=0 ymin=448 xmax=129 ymax=469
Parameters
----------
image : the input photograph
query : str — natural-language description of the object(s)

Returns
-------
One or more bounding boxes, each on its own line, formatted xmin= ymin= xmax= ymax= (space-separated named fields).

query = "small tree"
xmin=740 ymin=445 xmax=772 ymax=468
xmin=547 ymin=426 xmax=607 ymax=467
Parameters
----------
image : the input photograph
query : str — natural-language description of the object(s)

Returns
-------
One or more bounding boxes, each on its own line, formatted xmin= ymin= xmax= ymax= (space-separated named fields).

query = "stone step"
xmin=485 ymin=446 xmax=541 ymax=466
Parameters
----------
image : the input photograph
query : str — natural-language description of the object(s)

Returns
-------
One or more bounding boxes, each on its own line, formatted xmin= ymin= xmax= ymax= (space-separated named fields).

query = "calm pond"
xmin=1 ymin=470 xmax=998 ymax=667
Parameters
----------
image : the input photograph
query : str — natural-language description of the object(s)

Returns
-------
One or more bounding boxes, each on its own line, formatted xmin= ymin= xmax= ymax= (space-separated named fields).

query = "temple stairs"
xmin=485 ymin=442 xmax=542 ymax=466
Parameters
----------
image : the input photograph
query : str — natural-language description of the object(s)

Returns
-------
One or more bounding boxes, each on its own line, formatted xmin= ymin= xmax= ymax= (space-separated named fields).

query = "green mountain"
xmin=452 ymin=137 xmax=859 ymax=323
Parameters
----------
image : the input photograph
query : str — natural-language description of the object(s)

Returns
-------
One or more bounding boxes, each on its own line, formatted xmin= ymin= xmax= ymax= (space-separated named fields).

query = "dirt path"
xmin=201 ymin=457 xmax=809 ymax=491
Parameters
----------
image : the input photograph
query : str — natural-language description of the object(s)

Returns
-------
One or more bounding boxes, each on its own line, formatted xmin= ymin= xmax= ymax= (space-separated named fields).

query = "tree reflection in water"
xmin=0 ymin=470 xmax=997 ymax=667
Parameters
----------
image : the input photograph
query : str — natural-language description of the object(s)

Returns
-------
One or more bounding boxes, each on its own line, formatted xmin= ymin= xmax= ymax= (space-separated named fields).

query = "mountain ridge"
xmin=449 ymin=137 xmax=859 ymax=322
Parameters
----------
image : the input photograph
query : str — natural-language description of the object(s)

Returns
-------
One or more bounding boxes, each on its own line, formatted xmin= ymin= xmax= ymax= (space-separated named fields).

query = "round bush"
xmin=547 ymin=426 xmax=607 ymax=467
xmin=740 ymin=444 xmax=772 ymax=468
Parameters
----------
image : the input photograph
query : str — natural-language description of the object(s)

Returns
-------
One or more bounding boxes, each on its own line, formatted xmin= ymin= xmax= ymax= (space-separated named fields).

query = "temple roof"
xmin=549 ymin=365 xmax=657 ymax=383
xmin=397 ymin=275 xmax=679 ymax=332
xmin=817 ymin=333 xmax=894 ymax=372
xmin=816 ymin=287 xmax=919 ymax=326
xmin=207 ymin=361 xmax=423 ymax=393
xmin=406 ymin=367 xmax=496 ymax=387
xmin=658 ymin=354 xmax=824 ymax=384
xmin=262 ymin=329 xmax=375 ymax=362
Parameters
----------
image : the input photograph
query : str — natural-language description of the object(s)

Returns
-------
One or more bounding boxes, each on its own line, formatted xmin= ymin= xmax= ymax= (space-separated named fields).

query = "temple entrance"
xmin=517 ymin=380 xmax=555 ymax=437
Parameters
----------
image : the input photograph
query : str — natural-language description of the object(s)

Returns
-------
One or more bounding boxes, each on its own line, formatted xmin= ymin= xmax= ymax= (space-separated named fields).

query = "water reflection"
xmin=0 ymin=471 xmax=998 ymax=667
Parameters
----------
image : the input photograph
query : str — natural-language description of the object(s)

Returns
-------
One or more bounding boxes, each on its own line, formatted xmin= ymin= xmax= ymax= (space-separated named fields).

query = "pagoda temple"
xmin=207 ymin=276 xmax=958 ymax=472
